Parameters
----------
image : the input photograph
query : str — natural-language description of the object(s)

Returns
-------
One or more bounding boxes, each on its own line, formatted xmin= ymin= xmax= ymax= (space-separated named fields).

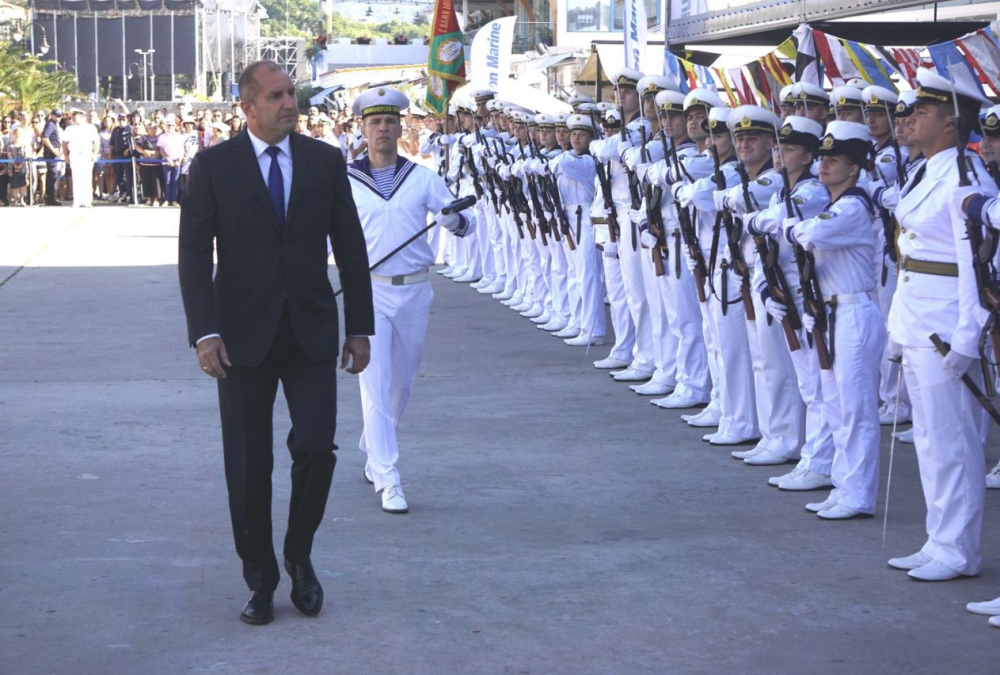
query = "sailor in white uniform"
xmin=349 ymin=87 xmax=476 ymax=514
xmin=885 ymin=69 xmax=997 ymax=580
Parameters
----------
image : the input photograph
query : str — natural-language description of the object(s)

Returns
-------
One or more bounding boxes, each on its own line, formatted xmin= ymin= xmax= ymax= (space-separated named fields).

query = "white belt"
xmin=822 ymin=291 xmax=873 ymax=304
xmin=371 ymin=268 xmax=429 ymax=286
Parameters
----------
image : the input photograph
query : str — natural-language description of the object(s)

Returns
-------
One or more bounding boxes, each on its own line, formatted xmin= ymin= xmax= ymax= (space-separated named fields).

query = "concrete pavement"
xmin=1 ymin=205 xmax=998 ymax=674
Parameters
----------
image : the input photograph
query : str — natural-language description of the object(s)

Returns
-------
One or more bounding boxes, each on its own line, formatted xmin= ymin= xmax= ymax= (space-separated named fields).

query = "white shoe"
xmin=594 ymin=356 xmax=630 ymax=370
xmin=630 ymin=381 xmax=674 ymax=396
xmin=887 ymin=551 xmax=933 ymax=571
xmin=880 ymin=409 xmax=912 ymax=425
xmin=565 ymin=333 xmax=605 ymax=346
xmin=966 ymin=597 xmax=1000 ymax=616
xmin=817 ymin=503 xmax=873 ymax=520
xmin=520 ymin=304 xmax=545 ymax=319
xmin=553 ymin=325 xmax=580 ymax=338
xmin=530 ymin=312 xmax=552 ymax=324
xmin=501 ymin=293 xmax=523 ymax=306
xmin=892 ymin=427 xmax=914 ymax=443
xmin=805 ymin=494 xmax=838 ymax=513
xmin=778 ymin=469 xmax=833 ymax=491
xmin=444 ymin=267 xmax=466 ymax=279
xmin=682 ymin=407 xmax=721 ymax=428
xmin=709 ymin=433 xmax=761 ymax=447
xmin=436 ymin=265 xmax=454 ymax=276
xmin=454 ymin=272 xmax=480 ymax=283
xmin=990 ymin=615 xmax=1000 ymax=628
xmin=381 ymin=484 xmax=409 ymax=514
xmin=480 ymin=281 xmax=504 ymax=294
xmin=651 ymin=391 xmax=709 ymax=409
xmin=768 ymin=467 xmax=799 ymax=487
xmin=613 ymin=366 xmax=654 ymax=382
xmin=986 ymin=461 xmax=1000 ymax=489
xmin=364 ymin=463 xmax=374 ymax=485
xmin=493 ymin=289 xmax=515 ymax=301
xmin=539 ymin=318 xmax=568 ymax=332
xmin=744 ymin=447 xmax=795 ymax=466
xmin=908 ymin=560 xmax=965 ymax=582
xmin=471 ymin=277 xmax=493 ymax=290
xmin=731 ymin=445 xmax=763 ymax=460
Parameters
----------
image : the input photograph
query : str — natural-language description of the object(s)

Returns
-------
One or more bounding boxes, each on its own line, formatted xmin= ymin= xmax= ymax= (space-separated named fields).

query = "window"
xmin=566 ymin=0 xmax=660 ymax=33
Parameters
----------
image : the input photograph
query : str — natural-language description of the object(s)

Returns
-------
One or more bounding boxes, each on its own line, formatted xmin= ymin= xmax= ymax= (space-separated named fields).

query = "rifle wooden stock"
xmin=739 ymin=275 xmax=755 ymax=320
xmin=769 ymin=276 xmax=802 ymax=352
xmin=781 ymin=315 xmax=802 ymax=352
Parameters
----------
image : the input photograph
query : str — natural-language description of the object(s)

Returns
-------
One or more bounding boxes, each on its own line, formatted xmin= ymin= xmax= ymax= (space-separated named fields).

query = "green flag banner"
xmin=426 ymin=0 xmax=466 ymax=117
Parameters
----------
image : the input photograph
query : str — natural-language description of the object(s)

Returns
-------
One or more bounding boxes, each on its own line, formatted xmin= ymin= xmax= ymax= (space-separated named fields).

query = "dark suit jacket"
xmin=178 ymin=130 xmax=374 ymax=366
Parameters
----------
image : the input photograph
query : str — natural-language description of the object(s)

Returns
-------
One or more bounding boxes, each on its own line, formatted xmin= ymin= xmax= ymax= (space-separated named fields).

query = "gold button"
xmin=908 ymin=232 xmax=915 ymax=239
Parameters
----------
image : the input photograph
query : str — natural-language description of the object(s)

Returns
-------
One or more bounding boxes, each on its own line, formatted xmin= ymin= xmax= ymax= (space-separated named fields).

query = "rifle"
xmin=707 ymin=142 xmax=751 ymax=315
xmin=639 ymin=121 xmax=666 ymax=276
xmin=523 ymin=132 xmax=550 ymax=245
xmin=947 ymin=68 xmax=1000 ymax=396
xmin=738 ymin=160 xmax=799 ymax=349
xmin=774 ymin=133 xmax=831 ymax=367
xmin=474 ymin=120 xmax=501 ymax=215
xmin=589 ymin=107 xmax=619 ymax=243
xmin=541 ymin=154 xmax=577 ymax=251
xmin=669 ymin=133 xmax=708 ymax=301
xmin=617 ymin=90 xmax=641 ymax=250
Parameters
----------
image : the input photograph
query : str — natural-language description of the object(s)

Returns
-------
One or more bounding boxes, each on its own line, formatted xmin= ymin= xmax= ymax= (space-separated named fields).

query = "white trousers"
xmin=751 ymin=294 xmax=806 ymax=459
xmin=487 ymin=204 xmax=506 ymax=284
xmin=70 ymin=157 xmax=94 ymax=207
xmin=822 ymin=297 xmax=885 ymax=513
xmin=615 ymin=203 xmax=655 ymax=373
xmin=877 ymin=263 xmax=911 ymax=416
xmin=475 ymin=201 xmax=496 ymax=282
xmin=601 ymin=238 xmax=635 ymax=363
xmin=788 ymin=321 xmax=835 ymax=475
xmin=656 ymin=240 xmax=710 ymax=399
xmin=359 ymin=281 xmax=433 ymax=492
xmin=904 ymin=345 xmax=987 ymax=574
xmin=698 ymin=296 xmax=722 ymax=416
xmin=502 ymin=211 xmax=522 ymax=296
xmin=707 ymin=266 xmax=759 ymax=439
xmin=571 ymin=211 xmax=606 ymax=338
xmin=639 ymin=244 xmax=678 ymax=386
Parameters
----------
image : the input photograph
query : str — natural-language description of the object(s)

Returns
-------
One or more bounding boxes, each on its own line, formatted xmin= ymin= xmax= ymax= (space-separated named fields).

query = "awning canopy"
xmin=309 ymin=85 xmax=343 ymax=105
xmin=575 ymin=43 xmax=668 ymax=85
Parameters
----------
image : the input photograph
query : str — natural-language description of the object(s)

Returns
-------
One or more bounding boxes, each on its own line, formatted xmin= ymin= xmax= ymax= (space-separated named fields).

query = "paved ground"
xmin=2 ymin=205 xmax=999 ymax=674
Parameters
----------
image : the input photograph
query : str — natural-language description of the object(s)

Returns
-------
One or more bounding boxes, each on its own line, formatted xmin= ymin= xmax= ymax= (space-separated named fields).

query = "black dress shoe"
xmin=285 ymin=558 xmax=323 ymax=617
xmin=240 ymin=590 xmax=274 ymax=625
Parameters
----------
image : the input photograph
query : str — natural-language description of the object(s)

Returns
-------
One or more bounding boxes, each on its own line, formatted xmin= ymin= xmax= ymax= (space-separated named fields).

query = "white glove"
xmin=640 ymin=230 xmax=658 ymax=249
xmin=887 ymin=339 xmax=903 ymax=361
xmin=628 ymin=208 xmax=646 ymax=226
xmin=603 ymin=241 xmax=619 ymax=258
xmin=622 ymin=147 xmax=642 ymax=171
xmin=635 ymin=162 xmax=652 ymax=184
xmin=543 ymin=211 xmax=554 ymax=222
xmin=765 ymin=297 xmax=787 ymax=322
xmin=460 ymin=134 xmax=476 ymax=148
xmin=498 ymin=165 xmax=510 ymax=180
xmin=437 ymin=134 xmax=455 ymax=146
xmin=436 ymin=209 xmax=462 ymax=233
xmin=802 ymin=312 xmax=816 ymax=333
xmin=941 ymin=350 xmax=975 ymax=380
xmin=616 ymin=137 xmax=633 ymax=160
xmin=670 ymin=182 xmax=685 ymax=203
xmin=683 ymin=250 xmax=697 ymax=273
xmin=713 ymin=189 xmax=730 ymax=213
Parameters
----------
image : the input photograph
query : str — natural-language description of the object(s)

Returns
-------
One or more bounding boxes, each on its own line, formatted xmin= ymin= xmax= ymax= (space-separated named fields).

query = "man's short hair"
xmin=238 ymin=61 xmax=286 ymax=104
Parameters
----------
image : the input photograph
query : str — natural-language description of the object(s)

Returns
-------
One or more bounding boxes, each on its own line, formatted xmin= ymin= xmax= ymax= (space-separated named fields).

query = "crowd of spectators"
xmin=0 ymin=98 xmax=438 ymax=207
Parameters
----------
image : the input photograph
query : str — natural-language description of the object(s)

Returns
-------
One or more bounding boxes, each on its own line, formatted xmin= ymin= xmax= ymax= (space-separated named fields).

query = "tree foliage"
xmin=260 ymin=0 xmax=429 ymax=40
xmin=0 ymin=44 xmax=81 ymax=112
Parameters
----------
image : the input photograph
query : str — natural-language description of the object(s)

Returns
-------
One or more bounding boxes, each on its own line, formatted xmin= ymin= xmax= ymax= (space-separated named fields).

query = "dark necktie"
xmin=265 ymin=146 xmax=285 ymax=227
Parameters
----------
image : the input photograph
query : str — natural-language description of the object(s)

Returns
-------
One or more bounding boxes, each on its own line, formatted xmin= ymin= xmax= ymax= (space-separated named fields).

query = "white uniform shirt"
xmin=62 ymin=123 xmax=100 ymax=161
xmin=348 ymin=157 xmax=473 ymax=277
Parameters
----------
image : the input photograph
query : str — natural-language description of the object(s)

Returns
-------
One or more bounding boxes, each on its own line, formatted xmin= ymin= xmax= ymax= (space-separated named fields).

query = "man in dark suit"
xmin=178 ymin=61 xmax=374 ymax=626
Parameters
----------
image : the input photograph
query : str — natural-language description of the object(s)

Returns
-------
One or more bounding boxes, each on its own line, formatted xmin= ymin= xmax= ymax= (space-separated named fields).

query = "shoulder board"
xmin=879 ymin=155 xmax=894 ymax=163
xmin=818 ymin=212 xmax=834 ymax=220
xmin=756 ymin=176 xmax=773 ymax=187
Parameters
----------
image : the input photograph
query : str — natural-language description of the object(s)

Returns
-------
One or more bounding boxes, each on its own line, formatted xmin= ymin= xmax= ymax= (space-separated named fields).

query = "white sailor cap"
xmin=317 ymin=114 xmax=333 ymax=126
xmin=554 ymin=112 xmax=569 ymax=127
xmin=609 ymin=67 xmax=644 ymax=89
xmin=830 ymin=85 xmax=865 ymax=110
xmin=915 ymin=66 xmax=990 ymax=114
xmin=655 ymin=89 xmax=687 ymax=114
xmin=455 ymin=97 xmax=476 ymax=114
xmin=472 ymin=89 xmax=496 ymax=102
xmin=701 ymin=106 xmax=732 ymax=135
xmin=595 ymin=101 xmax=616 ymax=113
xmin=778 ymin=116 xmax=824 ymax=146
xmin=352 ymin=86 xmax=410 ymax=118
xmin=895 ymin=90 xmax=918 ymax=118
xmin=816 ymin=120 xmax=872 ymax=157
xmin=182 ymin=114 xmax=195 ymax=124
xmin=727 ymin=105 xmax=781 ymax=135
xmin=845 ymin=77 xmax=868 ymax=89
xmin=577 ymin=102 xmax=597 ymax=113
xmin=410 ymin=107 xmax=428 ymax=118
xmin=602 ymin=108 xmax=622 ymax=128
xmin=567 ymin=114 xmax=596 ymax=133
xmin=535 ymin=113 xmax=557 ymax=129
xmin=862 ymin=85 xmax=898 ymax=112
xmin=684 ymin=88 xmax=725 ymax=114
xmin=504 ymin=104 xmax=531 ymax=117
xmin=568 ymin=93 xmax=594 ymax=107
xmin=779 ymin=84 xmax=796 ymax=107
xmin=485 ymin=100 xmax=501 ymax=112
xmin=163 ymin=113 xmax=178 ymax=125
xmin=69 ymin=107 xmax=86 ymax=116
xmin=637 ymin=75 xmax=674 ymax=98
xmin=793 ymin=82 xmax=830 ymax=105
xmin=981 ymin=105 xmax=1000 ymax=137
